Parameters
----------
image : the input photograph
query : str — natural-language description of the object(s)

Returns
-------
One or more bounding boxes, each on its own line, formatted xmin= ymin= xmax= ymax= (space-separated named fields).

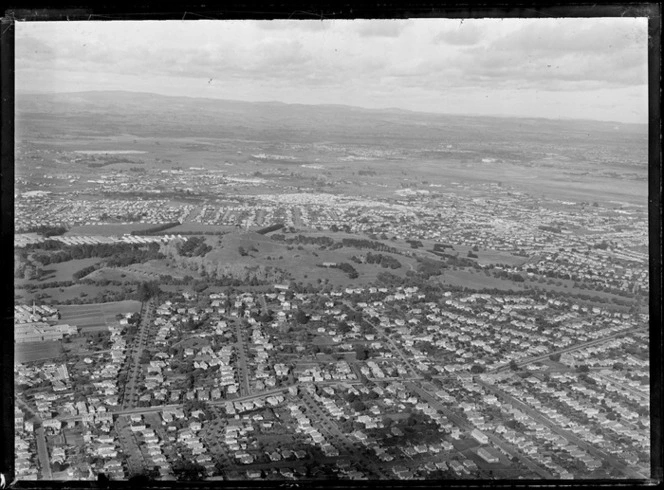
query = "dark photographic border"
xmin=2 ymin=2 xmax=661 ymax=489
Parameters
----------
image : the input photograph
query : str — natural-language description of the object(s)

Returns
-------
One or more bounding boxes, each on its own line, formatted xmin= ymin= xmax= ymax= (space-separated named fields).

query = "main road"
xmin=34 ymin=426 xmax=53 ymax=480
xmin=404 ymin=382 xmax=554 ymax=479
xmin=344 ymin=301 xmax=420 ymax=378
xmin=299 ymin=390 xmax=390 ymax=479
xmin=495 ymin=326 xmax=647 ymax=373
xmin=17 ymin=397 xmax=52 ymax=479
xmin=477 ymin=379 xmax=648 ymax=479
xmin=233 ymin=320 xmax=252 ymax=397
xmin=121 ymin=298 xmax=155 ymax=410
xmin=58 ymin=385 xmax=294 ymax=422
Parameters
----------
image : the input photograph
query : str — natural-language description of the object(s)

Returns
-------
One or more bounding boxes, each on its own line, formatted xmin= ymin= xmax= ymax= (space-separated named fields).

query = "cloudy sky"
xmin=16 ymin=18 xmax=648 ymax=123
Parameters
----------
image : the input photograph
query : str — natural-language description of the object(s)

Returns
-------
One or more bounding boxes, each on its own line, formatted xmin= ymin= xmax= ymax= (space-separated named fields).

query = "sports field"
xmin=15 ymin=341 xmax=63 ymax=363
xmin=56 ymin=300 xmax=142 ymax=331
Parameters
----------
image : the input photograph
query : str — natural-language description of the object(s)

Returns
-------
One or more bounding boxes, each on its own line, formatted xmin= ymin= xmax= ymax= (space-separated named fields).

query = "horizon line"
xmin=15 ymin=89 xmax=648 ymax=127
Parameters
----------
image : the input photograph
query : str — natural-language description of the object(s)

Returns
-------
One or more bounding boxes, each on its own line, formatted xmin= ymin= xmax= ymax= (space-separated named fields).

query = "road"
xmin=404 ymin=382 xmax=553 ymax=479
xmin=58 ymin=385 xmax=294 ymax=422
xmin=477 ymin=379 xmax=647 ymax=479
xmin=17 ymin=397 xmax=52 ymax=479
xmin=34 ymin=426 xmax=52 ymax=480
xmin=592 ymin=371 xmax=649 ymax=402
xmin=115 ymin=416 xmax=149 ymax=477
xmin=121 ymin=298 xmax=155 ymax=410
xmin=496 ymin=326 xmax=647 ymax=372
xmin=344 ymin=302 xmax=420 ymax=378
xmin=233 ymin=320 xmax=252 ymax=397
xmin=364 ymin=318 xmax=419 ymax=377
xmin=299 ymin=391 xmax=390 ymax=479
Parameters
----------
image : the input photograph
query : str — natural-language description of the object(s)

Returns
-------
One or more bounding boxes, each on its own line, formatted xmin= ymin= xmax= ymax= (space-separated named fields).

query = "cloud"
xmin=14 ymin=18 xmax=648 ymax=123
xmin=355 ymin=20 xmax=409 ymax=38
xmin=435 ymin=23 xmax=482 ymax=46
xmin=493 ymin=18 xmax=646 ymax=53
xmin=256 ymin=20 xmax=331 ymax=32
xmin=441 ymin=19 xmax=648 ymax=92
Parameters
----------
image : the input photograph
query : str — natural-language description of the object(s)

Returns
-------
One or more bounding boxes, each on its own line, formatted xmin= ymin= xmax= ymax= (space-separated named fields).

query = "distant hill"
xmin=16 ymin=90 xmax=647 ymax=146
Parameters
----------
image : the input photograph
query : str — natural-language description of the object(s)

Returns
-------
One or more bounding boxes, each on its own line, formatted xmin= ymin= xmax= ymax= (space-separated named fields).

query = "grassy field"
xmin=66 ymin=223 xmax=154 ymax=236
xmin=89 ymin=259 xmax=194 ymax=282
xmin=169 ymin=223 xmax=236 ymax=234
xmin=56 ymin=300 xmax=142 ymax=331
xmin=439 ymin=268 xmax=636 ymax=310
xmin=15 ymin=341 xmax=63 ymax=363
xmin=439 ymin=268 xmax=528 ymax=291
xmin=15 ymin=284 xmax=126 ymax=305
xmin=201 ymin=231 xmax=420 ymax=288
xmin=37 ymin=258 xmax=103 ymax=283
xmin=475 ymin=250 xmax=529 ymax=267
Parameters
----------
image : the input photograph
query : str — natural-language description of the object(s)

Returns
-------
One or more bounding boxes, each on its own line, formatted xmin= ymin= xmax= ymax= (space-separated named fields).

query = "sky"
xmin=16 ymin=18 xmax=649 ymax=123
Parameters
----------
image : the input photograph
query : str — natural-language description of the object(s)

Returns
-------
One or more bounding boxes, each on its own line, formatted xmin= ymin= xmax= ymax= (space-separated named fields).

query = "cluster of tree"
xmin=31 ymin=242 xmax=162 ymax=266
xmin=183 ymin=399 xmax=211 ymax=418
xmin=55 ymin=288 xmax=139 ymax=305
xmin=271 ymin=234 xmax=336 ymax=248
xmin=332 ymin=262 xmax=359 ymax=279
xmin=293 ymin=308 xmax=311 ymax=325
xmin=256 ymin=223 xmax=284 ymax=235
xmin=72 ymin=264 xmax=99 ymax=280
xmin=358 ymin=169 xmax=377 ymax=176
xmin=24 ymin=224 xmax=68 ymax=237
xmin=171 ymin=461 xmax=206 ymax=481
xmin=490 ymin=268 xmax=525 ymax=282
xmin=376 ymin=271 xmax=405 ymax=286
xmin=406 ymin=240 xmax=424 ymax=249
xmin=416 ymin=258 xmax=447 ymax=279
xmin=470 ymin=364 xmax=486 ymax=374
xmin=177 ymin=236 xmax=211 ymax=257
xmin=130 ymin=222 xmax=180 ymax=236
xmin=593 ymin=240 xmax=611 ymax=250
xmin=433 ymin=243 xmax=454 ymax=252
xmin=160 ymin=243 xmax=289 ymax=284
xmin=340 ymin=238 xmax=400 ymax=254
xmin=363 ymin=252 xmax=402 ymax=269
xmin=467 ymin=251 xmax=478 ymax=258
xmin=136 ymin=281 xmax=161 ymax=301
xmin=16 ymin=279 xmax=76 ymax=290
xmin=538 ymin=224 xmax=562 ymax=233
xmin=354 ymin=344 xmax=369 ymax=360
xmin=106 ymin=248 xmax=165 ymax=267
xmin=329 ymin=224 xmax=352 ymax=233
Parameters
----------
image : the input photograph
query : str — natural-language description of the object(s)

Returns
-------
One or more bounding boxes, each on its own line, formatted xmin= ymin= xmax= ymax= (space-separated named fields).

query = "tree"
xmin=351 ymin=400 xmax=366 ymax=412
xmin=137 ymin=281 xmax=161 ymax=301
xmin=549 ymin=353 xmax=561 ymax=362
xmin=354 ymin=345 xmax=369 ymax=361
xmin=470 ymin=364 xmax=485 ymax=374
xmin=294 ymin=309 xmax=310 ymax=325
